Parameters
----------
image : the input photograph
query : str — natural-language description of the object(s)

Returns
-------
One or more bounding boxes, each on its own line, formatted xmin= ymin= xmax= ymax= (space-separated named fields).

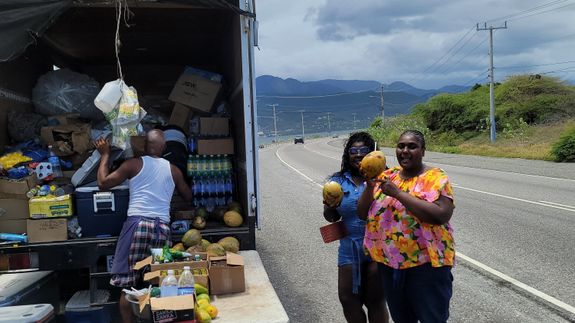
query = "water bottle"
xmin=177 ymin=266 xmax=195 ymax=296
xmin=47 ymin=145 xmax=63 ymax=178
xmin=160 ymin=269 xmax=178 ymax=297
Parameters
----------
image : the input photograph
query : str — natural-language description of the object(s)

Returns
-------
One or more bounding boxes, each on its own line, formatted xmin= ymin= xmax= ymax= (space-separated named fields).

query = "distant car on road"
xmin=294 ymin=137 xmax=304 ymax=144
xmin=332 ymin=134 xmax=339 ymax=138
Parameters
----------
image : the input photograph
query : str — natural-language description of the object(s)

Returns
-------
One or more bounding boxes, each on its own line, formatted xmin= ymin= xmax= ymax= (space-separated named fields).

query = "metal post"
xmin=380 ymin=85 xmax=385 ymax=124
xmin=352 ymin=113 xmax=357 ymax=130
xmin=300 ymin=111 xmax=305 ymax=139
xmin=327 ymin=112 xmax=331 ymax=135
xmin=268 ymin=104 xmax=278 ymax=143
xmin=477 ymin=22 xmax=507 ymax=143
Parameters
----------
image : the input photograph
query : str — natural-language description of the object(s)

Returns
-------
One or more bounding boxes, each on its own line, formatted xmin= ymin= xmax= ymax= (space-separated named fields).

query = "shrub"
xmin=551 ymin=127 xmax=575 ymax=162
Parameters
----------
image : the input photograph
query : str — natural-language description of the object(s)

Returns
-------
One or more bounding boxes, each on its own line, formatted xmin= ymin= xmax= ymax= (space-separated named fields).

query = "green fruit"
xmin=223 ymin=210 xmax=243 ymax=227
xmin=193 ymin=216 xmax=206 ymax=230
xmin=196 ymin=293 xmax=210 ymax=302
xmin=218 ymin=236 xmax=240 ymax=253
xmin=195 ymin=283 xmax=209 ymax=295
xmin=227 ymin=201 xmax=242 ymax=213
xmin=196 ymin=207 xmax=208 ymax=219
xmin=206 ymin=243 xmax=226 ymax=257
xmin=181 ymin=229 xmax=202 ymax=247
xmin=150 ymin=287 xmax=161 ymax=297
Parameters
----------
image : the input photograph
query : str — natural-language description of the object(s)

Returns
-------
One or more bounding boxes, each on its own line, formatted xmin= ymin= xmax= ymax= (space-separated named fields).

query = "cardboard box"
xmin=197 ymin=138 xmax=234 ymax=155
xmin=41 ymin=123 xmax=91 ymax=157
xmin=168 ymin=72 xmax=222 ymax=113
xmin=28 ymin=194 xmax=73 ymax=219
xmin=199 ymin=117 xmax=229 ymax=136
xmin=139 ymin=294 xmax=195 ymax=323
xmin=0 ymin=198 xmax=29 ymax=220
xmin=27 ymin=218 xmax=67 ymax=243
xmin=209 ymin=252 xmax=245 ymax=295
xmin=0 ymin=175 xmax=38 ymax=196
xmin=0 ymin=219 xmax=27 ymax=234
xmin=136 ymin=253 xmax=210 ymax=289
xmin=169 ymin=103 xmax=192 ymax=133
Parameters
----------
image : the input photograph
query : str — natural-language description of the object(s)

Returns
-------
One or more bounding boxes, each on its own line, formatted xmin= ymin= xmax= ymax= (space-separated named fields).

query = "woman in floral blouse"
xmin=357 ymin=130 xmax=455 ymax=323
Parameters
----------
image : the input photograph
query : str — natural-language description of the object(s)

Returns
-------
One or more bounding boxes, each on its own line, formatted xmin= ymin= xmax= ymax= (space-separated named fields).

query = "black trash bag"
xmin=7 ymin=109 xmax=48 ymax=143
xmin=32 ymin=69 xmax=104 ymax=120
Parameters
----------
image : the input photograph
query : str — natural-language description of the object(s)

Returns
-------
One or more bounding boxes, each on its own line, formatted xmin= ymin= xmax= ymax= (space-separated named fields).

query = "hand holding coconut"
xmin=322 ymin=181 xmax=344 ymax=208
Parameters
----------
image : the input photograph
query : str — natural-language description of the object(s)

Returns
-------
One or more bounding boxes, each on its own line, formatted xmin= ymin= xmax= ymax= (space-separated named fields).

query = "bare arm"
xmin=171 ymin=165 xmax=193 ymax=203
xmin=380 ymin=179 xmax=454 ymax=225
xmin=95 ymin=138 xmax=135 ymax=190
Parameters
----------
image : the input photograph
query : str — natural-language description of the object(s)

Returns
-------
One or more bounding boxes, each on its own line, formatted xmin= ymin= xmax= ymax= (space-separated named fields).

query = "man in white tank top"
xmin=95 ymin=129 xmax=193 ymax=323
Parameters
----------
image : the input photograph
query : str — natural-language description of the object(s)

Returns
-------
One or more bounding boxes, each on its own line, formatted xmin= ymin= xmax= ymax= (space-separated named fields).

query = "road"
xmin=256 ymin=137 xmax=575 ymax=323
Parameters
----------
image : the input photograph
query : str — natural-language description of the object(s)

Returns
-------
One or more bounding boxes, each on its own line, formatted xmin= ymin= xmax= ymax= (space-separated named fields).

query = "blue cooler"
xmin=0 ymin=271 xmax=58 ymax=309
xmin=65 ymin=290 xmax=110 ymax=323
xmin=75 ymin=184 xmax=129 ymax=237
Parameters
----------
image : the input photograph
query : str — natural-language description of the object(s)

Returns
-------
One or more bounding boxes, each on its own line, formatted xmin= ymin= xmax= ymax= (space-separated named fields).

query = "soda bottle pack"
xmin=187 ymin=154 xmax=235 ymax=210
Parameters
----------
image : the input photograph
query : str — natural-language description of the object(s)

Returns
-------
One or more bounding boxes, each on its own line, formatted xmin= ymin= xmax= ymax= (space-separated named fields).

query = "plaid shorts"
xmin=110 ymin=218 xmax=170 ymax=288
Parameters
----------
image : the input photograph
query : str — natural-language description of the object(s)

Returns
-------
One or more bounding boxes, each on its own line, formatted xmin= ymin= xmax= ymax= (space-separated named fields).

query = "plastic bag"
xmin=33 ymin=69 xmax=103 ymax=120
xmin=96 ymin=80 xmax=146 ymax=150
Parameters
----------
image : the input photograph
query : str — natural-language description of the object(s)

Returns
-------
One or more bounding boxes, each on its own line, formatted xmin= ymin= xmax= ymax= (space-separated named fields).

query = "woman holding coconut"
xmin=323 ymin=132 xmax=389 ymax=323
xmin=358 ymin=130 xmax=455 ymax=323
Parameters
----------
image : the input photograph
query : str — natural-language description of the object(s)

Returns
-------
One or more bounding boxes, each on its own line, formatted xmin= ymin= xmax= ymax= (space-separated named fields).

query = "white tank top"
xmin=127 ymin=156 xmax=175 ymax=222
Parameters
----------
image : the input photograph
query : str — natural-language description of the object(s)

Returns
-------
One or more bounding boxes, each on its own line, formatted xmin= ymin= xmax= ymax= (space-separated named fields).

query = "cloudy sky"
xmin=254 ymin=0 xmax=575 ymax=89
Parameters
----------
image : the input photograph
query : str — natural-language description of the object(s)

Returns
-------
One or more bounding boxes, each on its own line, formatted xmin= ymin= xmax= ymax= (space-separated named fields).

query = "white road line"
xmin=275 ymin=145 xmax=575 ymax=316
xmin=457 ymin=253 xmax=575 ymax=314
xmin=539 ymin=201 xmax=575 ymax=210
xmin=454 ymin=185 xmax=575 ymax=213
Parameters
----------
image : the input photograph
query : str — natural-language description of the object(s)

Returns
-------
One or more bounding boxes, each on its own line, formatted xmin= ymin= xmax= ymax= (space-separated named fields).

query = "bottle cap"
xmin=183 ymin=266 xmax=190 ymax=270
xmin=167 ymin=269 xmax=175 ymax=275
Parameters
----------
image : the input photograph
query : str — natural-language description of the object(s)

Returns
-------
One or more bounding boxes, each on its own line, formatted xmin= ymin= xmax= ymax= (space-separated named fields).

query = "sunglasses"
xmin=349 ymin=146 xmax=371 ymax=155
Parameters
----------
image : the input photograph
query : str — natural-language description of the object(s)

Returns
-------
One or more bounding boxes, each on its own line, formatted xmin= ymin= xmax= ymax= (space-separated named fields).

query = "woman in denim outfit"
xmin=324 ymin=132 xmax=389 ymax=323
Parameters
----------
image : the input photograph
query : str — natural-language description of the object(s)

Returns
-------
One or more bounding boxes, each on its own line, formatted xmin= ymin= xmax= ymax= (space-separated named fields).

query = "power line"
xmin=486 ymin=0 xmax=568 ymax=23
xmin=508 ymin=1 xmax=575 ymax=22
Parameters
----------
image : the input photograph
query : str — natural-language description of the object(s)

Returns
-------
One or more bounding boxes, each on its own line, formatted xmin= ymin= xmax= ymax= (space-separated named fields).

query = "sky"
xmin=254 ymin=0 xmax=575 ymax=89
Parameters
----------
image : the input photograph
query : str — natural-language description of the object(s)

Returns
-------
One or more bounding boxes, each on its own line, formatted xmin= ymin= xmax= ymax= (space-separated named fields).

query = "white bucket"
xmin=94 ymin=79 xmax=123 ymax=113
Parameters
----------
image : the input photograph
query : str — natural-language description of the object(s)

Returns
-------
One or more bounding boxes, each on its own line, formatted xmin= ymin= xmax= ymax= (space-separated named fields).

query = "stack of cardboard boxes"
xmin=134 ymin=251 xmax=246 ymax=323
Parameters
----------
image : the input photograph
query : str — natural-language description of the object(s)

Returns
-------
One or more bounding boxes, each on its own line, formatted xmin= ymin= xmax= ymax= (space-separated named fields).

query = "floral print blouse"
xmin=363 ymin=166 xmax=455 ymax=269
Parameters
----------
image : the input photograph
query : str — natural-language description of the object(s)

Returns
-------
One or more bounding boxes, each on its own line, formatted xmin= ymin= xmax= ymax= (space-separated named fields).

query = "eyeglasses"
xmin=349 ymin=146 xmax=371 ymax=155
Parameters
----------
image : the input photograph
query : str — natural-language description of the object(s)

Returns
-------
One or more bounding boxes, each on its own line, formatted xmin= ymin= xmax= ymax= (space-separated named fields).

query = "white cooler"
xmin=0 ymin=304 xmax=54 ymax=322
xmin=0 ymin=271 xmax=57 ymax=308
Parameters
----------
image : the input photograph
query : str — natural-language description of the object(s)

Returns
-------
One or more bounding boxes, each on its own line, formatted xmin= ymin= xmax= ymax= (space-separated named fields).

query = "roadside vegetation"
xmin=368 ymin=75 xmax=575 ymax=162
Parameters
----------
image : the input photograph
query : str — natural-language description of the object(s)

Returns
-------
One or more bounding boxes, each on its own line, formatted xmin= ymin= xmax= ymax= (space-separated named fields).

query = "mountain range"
xmin=255 ymin=75 xmax=471 ymax=137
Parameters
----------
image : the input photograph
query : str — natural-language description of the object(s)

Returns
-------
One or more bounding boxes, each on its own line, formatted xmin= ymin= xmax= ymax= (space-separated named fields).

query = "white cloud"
xmin=255 ymin=0 xmax=575 ymax=88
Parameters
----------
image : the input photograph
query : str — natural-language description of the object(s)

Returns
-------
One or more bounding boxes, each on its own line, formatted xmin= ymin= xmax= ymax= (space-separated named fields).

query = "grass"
xmin=432 ymin=120 xmax=575 ymax=160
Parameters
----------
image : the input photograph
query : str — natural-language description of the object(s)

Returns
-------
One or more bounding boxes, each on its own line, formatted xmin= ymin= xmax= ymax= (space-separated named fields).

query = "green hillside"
xmin=368 ymin=75 xmax=575 ymax=162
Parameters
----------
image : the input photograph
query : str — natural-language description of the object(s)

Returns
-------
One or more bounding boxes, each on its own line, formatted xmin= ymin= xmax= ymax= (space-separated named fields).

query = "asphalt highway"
xmin=256 ymin=137 xmax=575 ymax=323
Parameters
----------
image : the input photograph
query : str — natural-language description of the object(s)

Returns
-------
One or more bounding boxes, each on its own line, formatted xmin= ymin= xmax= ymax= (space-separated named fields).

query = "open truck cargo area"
xmin=0 ymin=0 xmax=272 ymax=320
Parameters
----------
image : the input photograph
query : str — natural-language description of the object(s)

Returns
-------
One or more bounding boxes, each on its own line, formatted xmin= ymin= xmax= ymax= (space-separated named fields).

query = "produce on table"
xmin=206 ymin=243 xmax=226 ymax=257
xmin=218 ymin=236 xmax=240 ymax=253
xmin=181 ymin=229 xmax=202 ymax=247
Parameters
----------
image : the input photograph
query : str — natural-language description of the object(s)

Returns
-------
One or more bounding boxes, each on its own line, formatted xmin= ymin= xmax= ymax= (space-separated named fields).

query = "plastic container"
xmin=0 ymin=304 xmax=54 ymax=323
xmin=71 ymin=148 xmax=124 ymax=187
xmin=177 ymin=266 xmax=195 ymax=296
xmin=160 ymin=270 xmax=178 ymax=297
xmin=74 ymin=183 xmax=129 ymax=237
xmin=0 ymin=271 xmax=57 ymax=308
xmin=47 ymin=146 xmax=63 ymax=178
xmin=65 ymin=290 xmax=110 ymax=323
xmin=94 ymin=79 xmax=123 ymax=114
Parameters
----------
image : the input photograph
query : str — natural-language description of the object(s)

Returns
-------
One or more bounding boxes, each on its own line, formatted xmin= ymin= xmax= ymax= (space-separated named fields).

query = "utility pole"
xmin=380 ymin=84 xmax=385 ymax=124
xmin=300 ymin=111 xmax=305 ymax=139
xmin=327 ymin=112 xmax=331 ymax=135
xmin=477 ymin=21 xmax=507 ymax=143
xmin=352 ymin=113 xmax=357 ymax=130
xmin=267 ymin=104 xmax=278 ymax=143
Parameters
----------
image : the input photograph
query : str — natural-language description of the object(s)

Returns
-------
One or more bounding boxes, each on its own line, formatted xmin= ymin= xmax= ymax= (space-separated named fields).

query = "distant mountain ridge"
xmin=255 ymin=75 xmax=471 ymax=137
xmin=256 ymin=75 xmax=470 ymax=97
